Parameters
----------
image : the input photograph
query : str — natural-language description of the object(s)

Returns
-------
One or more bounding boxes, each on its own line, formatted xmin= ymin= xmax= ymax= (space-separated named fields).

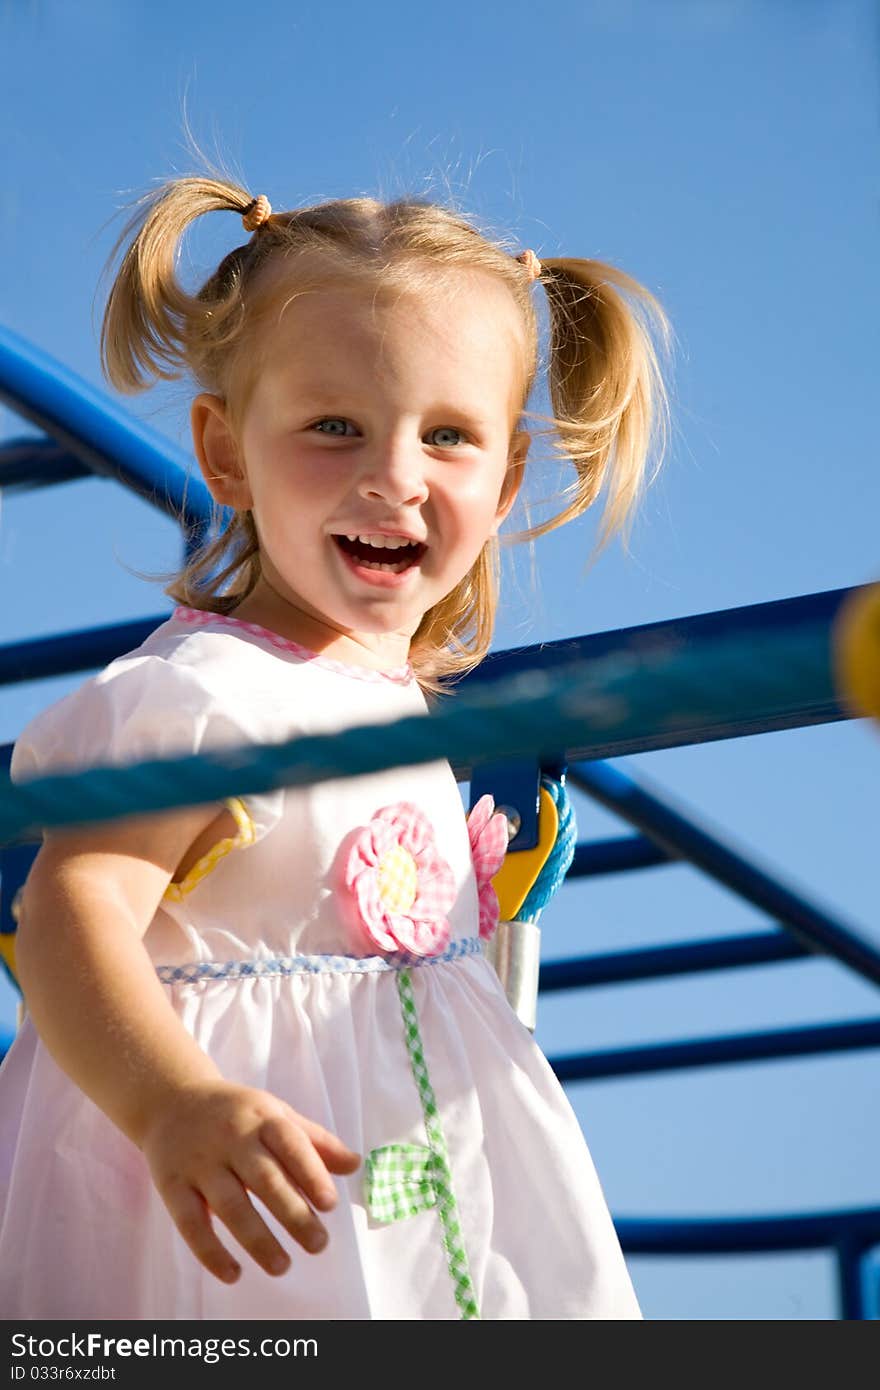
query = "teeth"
xmin=359 ymin=558 xmax=410 ymax=572
xmin=344 ymin=533 xmax=415 ymax=550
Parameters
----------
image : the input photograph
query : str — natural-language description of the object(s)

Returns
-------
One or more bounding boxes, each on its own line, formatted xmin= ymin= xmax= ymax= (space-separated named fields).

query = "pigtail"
xmin=98 ymin=175 xmax=261 ymax=393
xmin=99 ymin=174 xmax=282 ymax=617
xmin=523 ymin=258 xmax=673 ymax=558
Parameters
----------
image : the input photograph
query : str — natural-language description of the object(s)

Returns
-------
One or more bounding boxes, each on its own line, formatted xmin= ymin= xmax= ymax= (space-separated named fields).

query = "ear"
xmin=491 ymin=430 xmax=529 ymax=533
xmin=190 ymin=393 xmax=253 ymax=510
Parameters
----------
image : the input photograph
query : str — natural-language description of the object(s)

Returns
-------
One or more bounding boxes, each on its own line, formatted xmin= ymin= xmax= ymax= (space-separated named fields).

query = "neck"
xmin=230 ymin=576 xmax=413 ymax=673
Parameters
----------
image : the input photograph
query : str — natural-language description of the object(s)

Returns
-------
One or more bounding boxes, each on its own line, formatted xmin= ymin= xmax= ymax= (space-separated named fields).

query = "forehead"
xmin=246 ymin=267 xmax=528 ymax=415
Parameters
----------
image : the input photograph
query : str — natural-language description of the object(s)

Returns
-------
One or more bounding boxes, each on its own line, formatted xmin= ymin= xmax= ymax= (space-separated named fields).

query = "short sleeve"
xmin=9 ymin=652 xmax=284 ymax=841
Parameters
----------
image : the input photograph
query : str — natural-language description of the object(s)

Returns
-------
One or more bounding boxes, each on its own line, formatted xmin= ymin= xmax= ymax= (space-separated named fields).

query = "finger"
xmin=289 ymin=1114 xmax=363 ymax=1172
xmin=238 ymin=1151 xmax=329 ymax=1255
xmin=161 ymin=1181 xmax=242 ymax=1285
xmin=259 ymin=1116 xmax=347 ymax=1213
xmin=203 ymin=1168 xmax=294 ymax=1277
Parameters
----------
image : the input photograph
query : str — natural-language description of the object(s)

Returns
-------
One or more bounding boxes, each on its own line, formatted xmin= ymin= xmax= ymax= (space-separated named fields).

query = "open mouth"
xmin=332 ymin=535 xmax=427 ymax=574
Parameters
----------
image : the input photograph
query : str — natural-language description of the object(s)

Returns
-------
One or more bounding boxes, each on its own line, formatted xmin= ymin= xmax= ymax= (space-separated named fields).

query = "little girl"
xmin=0 ymin=175 xmax=671 ymax=1319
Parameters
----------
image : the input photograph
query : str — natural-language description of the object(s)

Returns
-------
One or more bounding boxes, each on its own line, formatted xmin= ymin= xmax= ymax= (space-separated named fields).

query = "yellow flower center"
xmin=377 ymin=844 xmax=418 ymax=914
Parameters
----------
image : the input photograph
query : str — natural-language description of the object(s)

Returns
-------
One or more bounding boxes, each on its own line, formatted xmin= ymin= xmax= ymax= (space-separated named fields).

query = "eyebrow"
xmin=295 ymin=389 xmax=494 ymax=427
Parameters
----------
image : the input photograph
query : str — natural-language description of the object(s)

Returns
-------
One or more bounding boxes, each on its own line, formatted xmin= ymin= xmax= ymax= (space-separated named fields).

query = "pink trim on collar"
xmin=171 ymin=607 xmax=416 ymax=685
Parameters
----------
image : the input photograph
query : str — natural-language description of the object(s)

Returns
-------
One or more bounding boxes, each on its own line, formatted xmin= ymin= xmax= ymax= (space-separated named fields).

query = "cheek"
xmin=448 ymin=474 xmax=508 ymax=535
xmin=441 ymin=459 xmax=507 ymax=507
xmin=249 ymin=451 xmax=344 ymax=515
xmin=431 ymin=493 xmax=504 ymax=580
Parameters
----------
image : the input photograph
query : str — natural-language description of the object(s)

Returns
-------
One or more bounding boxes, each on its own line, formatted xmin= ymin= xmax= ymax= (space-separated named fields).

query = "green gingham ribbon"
xmin=364 ymin=1144 xmax=438 ymax=1222
xmin=365 ymin=968 xmax=480 ymax=1320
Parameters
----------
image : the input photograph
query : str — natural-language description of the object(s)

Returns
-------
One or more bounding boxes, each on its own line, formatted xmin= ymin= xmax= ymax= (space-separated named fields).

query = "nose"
xmin=356 ymin=437 xmax=429 ymax=508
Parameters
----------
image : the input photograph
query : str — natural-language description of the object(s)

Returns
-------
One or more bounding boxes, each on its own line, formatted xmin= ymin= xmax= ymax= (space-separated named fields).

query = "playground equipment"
xmin=1 ymin=321 xmax=879 ymax=1319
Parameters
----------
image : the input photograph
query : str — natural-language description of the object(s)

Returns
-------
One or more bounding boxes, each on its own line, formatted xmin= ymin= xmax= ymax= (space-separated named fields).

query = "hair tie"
xmin=516 ymin=248 xmax=542 ymax=282
xmin=242 ymin=194 xmax=272 ymax=233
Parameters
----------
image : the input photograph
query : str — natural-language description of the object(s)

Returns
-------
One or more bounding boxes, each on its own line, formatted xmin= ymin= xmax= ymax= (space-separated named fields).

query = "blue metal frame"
xmin=0 ymin=323 xmax=212 ymax=532
xmin=567 ymin=759 xmax=880 ymax=988
xmin=550 ymin=1018 xmax=880 ymax=1081
xmin=0 ymin=437 xmax=91 ymax=491
xmin=615 ymin=1208 xmax=880 ymax=1321
xmin=468 ymin=759 xmax=542 ymax=849
xmin=540 ymin=932 xmax=808 ymax=989
xmin=1 ymin=322 xmax=877 ymax=1319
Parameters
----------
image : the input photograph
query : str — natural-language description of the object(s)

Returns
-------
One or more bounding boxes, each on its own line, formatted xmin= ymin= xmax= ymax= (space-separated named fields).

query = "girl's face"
xmin=191 ymin=270 xmax=529 ymax=670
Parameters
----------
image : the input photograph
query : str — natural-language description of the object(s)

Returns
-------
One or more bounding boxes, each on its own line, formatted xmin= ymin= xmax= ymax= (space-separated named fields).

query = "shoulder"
xmin=137 ymin=611 xmax=281 ymax=691
xmin=10 ymin=615 xmax=280 ymax=781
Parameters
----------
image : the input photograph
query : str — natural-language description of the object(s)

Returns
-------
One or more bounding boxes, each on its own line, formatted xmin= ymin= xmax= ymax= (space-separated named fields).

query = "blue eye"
xmin=428 ymin=427 xmax=465 ymax=447
xmin=312 ymin=419 xmax=467 ymax=445
xmin=314 ymin=418 xmax=356 ymax=436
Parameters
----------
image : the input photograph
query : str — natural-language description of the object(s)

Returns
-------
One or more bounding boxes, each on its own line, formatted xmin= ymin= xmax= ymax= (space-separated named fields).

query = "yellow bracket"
xmin=491 ymin=784 xmax=559 ymax=922
xmin=0 ymin=934 xmax=18 ymax=989
xmin=833 ymin=583 xmax=880 ymax=721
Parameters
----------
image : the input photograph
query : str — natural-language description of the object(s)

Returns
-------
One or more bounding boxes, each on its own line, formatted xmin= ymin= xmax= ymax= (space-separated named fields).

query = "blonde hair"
xmin=100 ymin=173 xmax=673 ymax=696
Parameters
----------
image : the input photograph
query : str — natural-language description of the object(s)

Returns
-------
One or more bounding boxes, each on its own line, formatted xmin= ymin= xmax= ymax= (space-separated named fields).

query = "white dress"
xmin=0 ymin=607 xmax=640 ymax=1320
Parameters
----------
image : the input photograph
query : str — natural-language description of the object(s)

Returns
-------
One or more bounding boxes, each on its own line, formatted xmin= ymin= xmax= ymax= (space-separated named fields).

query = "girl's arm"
xmin=15 ymin=808 xmax=361 ymax=1284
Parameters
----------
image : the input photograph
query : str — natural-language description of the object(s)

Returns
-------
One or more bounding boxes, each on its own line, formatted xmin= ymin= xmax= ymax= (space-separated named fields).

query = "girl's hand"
xmin=139 ymin=1079 xmax=362 ymax=1283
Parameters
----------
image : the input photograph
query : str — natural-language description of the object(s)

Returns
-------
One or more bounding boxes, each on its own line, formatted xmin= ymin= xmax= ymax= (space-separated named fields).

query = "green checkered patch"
xmin=365 ymin=1143 xmax=438 ymax=1222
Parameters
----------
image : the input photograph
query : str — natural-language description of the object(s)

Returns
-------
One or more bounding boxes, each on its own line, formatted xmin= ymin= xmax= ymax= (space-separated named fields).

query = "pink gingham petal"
xmin=343 ymin=839 xmax=375 ymax=892
xmin=388 ymin=802 xmax=434 ymax=859
xmin=345 ymin=829 xmax=378 ymax=878
xmin=352 ymin=874 xmax=399 ymax=952
xmin=392 ymin=910 xmax=451 ymax=957
xmin=409 ymin=858 xmax=456 ymax=921
xmin=373 ymin=804 xmax=404 ymax=832
xmin=467 ymin=793 xmax=495 ymax=850
xmin=478 ymin=883 xmax=501 ymax=941
xmin=468 ymin=796 xmax=509 ymax=887
xmin=344 ymin=819 xmax=401 ymax=889
xmin=365 ymin=819 xmax=399 ymax=864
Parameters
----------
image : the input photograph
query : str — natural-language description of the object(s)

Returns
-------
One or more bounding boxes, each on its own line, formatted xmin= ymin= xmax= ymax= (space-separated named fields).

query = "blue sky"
xmin=1 ymin=0 xmax=879 ymax=1319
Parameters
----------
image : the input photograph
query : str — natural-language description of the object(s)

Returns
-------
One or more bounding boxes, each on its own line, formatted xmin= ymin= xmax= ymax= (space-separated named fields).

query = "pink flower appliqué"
xmin=466 ymin=795 xmax=510 ymax=941
xmin=342 ymin=802 xmax=456 ymax=957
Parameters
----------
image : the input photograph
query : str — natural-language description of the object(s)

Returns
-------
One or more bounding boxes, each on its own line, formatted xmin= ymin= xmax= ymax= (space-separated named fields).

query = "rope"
xmin=518 ymin=775 xmax=578 ymax=924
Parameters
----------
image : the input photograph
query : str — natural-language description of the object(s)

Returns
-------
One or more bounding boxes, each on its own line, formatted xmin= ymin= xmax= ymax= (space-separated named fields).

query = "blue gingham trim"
xmin=155 ymin=934 xmax=482 ymax=983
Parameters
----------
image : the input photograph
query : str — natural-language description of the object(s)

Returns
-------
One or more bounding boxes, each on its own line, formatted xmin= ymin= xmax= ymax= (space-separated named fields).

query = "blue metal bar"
xmin=569 ymin=834 xmax=671 ymax=876
xmin=837 ymin=1239 xmax=868 ymax=1320
xmin=0 ymin=619 xmax=165 ymax=689
xmin=549 ymin=1018 xmax=880 ymax=1081
xmin=539 ymin=931 xmax=807 ymax=990
xmin=568 ymin=759 xmax=880 ymax=989
xmin=0 ymin=323 xmax=212 ymax=529
xmin=616 ymin=1206 xmax=880 ymax=1255
xmin=0 ymin=437 xmax=91 ymax=491
xmin=867 ymin=1250 xmax=880 ymax=1320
